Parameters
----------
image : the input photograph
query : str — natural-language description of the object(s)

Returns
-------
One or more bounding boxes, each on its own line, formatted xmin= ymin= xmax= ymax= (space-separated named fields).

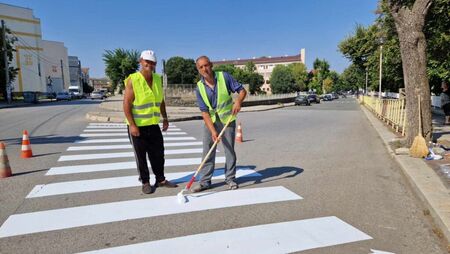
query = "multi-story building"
xmin=68 ymin=56 xmax=81 ymax=88
xmin=90 ymin=78 xmax=110 ymax=91
xmin=41 ymin=40 xmax=70 ymax=93
xmin=213 ymin=49 xmax=305 ymax=94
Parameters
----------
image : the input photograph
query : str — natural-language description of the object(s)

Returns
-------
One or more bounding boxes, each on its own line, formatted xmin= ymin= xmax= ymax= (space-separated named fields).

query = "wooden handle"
xmin=418 ymin=95 xmax=422 ymax=135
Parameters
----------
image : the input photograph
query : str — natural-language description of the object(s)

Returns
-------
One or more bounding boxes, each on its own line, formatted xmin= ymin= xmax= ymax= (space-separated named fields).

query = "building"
xmin=213 ymin=49 xmax=306 ymax=94
xmin=41 ymin=40 xmax=70 ymax=93
xmin=90 ymin=77 xmax=110 ymax=91
xmin=0 ymin=3 xmax=46 ymax=93
xmin=68 ymin=56 xmax=81 ymax=88
xmin=81 ymin=67 xmax=89 ymax=86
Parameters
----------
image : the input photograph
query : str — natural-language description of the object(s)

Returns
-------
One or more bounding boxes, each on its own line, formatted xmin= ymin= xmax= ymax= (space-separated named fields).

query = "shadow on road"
xmin=1 ymin=135 xmax=88 ymax=145
xmin=13 ymin=168 xmax=48 ymax=176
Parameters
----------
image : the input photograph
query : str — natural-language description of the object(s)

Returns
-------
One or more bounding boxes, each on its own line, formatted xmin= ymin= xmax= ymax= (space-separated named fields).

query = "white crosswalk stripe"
xmin=75 ymin=137 xmax=196 ymax=144
xmin=80 ymin=132 xmax=187 ymax=137
xmin=83 ymin=128 xmax=182 ymax=132
xmin=78 ymin=216 xmax=371 ymax=254
xmin=0 ymin=186 xmax=302 ymax=238
xmin=67 ymin=142 xmax=202 ymax=151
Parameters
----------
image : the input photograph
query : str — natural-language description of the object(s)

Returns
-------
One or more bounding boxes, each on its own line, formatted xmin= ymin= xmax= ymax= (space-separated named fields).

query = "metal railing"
xmin=360 ymin=95 xmax=407 ymax=136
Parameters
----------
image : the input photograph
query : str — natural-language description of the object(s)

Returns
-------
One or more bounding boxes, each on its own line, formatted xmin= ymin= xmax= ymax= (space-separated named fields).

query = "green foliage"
xmin=83 ymin=81 xmax=94 ymax=94
xmin=213 ymin=63 xmax=264 ymax=94
xmin=103 ymin=48 xmax=139 ymax=93
xmin=244 ymin=61 xmax=256 ymax=73
xmin=166 ymin=56 xmax=197 ymax=84
xmin=339 ymin=64 xmax=365 ymax=91
xmin=289 ymin=63 xmax=308 ymax=91
xmin=0 ymin=26 xmax=19 ymax=101
xmin=270 ymin=65 xmax=296 ymax=94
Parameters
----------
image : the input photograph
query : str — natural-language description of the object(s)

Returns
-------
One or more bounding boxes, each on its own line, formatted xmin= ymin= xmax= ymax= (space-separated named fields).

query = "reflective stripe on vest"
xmin=197 ymin=71 xmax=236 ymax=124
xmin=125 ymin=72 xmax=163 ymax=126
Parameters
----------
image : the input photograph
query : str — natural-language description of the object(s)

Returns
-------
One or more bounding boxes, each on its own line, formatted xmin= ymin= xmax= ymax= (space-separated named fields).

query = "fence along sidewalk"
xmin=360 ymin=96 xmax=406 ymax=136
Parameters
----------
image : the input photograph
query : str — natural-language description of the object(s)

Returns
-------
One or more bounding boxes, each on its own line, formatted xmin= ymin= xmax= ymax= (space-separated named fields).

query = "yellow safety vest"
xmin=197 ymin=71 xmax=235 ymax=124
xmin=125 ymin=72 xmax=163 ymax=126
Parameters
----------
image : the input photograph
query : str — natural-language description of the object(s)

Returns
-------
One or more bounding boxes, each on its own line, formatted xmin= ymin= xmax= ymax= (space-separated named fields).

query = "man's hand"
xmin=130 ymin=124 xmax=140 ymax=137
xmin=232 ymin=101 xmax=242 ymax=115
xmin=162 ymin=118 xmax=169 ymax=131
xmin=211 ymin=130 xmax=220 ymax=143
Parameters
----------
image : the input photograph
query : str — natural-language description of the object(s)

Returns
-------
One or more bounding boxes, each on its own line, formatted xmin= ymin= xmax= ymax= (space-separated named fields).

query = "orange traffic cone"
xmin=235 ymin=122 xmax=243 ymax=143
xmin=0 ymin=142 xmax=12 ymax=178
xmin=21 ymin=130 xmax=33 ymax=158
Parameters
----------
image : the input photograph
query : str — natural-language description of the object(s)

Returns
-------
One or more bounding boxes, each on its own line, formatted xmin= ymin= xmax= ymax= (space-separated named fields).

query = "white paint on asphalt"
xmin=58 ymin=148 xmax=204 ymax=161
xmin=67 ymin=142 xmax=202 ymax=151
xmin=78 ymin=216 xmax=371 ymax=254
xmin=75 ymin=137 xmax=196 ymax=144
xmin=83 ymin=128 xmax=182 ymax=132
xmin=88 ymin=123 xmax=176 ymax=127
xmin=27 ymin=168 xmax=261 ymax=198
xmin=46 ymin=157 xmax=226 ymax=175
xmin=80 ymin=132 xmax=187 ymax=137
xmin=370 ymin=249 xmax=395 ymax=254
xmin=0 ymin=186 xmax=302 ymax=238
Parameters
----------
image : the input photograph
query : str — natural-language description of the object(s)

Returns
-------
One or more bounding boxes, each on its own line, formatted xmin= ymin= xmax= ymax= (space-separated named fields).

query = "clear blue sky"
xmin=4 ymin=0 xmax=379 ymax=78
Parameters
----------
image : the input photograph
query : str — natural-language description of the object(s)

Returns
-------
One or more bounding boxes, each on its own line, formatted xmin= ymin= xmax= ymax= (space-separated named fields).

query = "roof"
xmin=213 ymin=54 xmax=302 ymax=66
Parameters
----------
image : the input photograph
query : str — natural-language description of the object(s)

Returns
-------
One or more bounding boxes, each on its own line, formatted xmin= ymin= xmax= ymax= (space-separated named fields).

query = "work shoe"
xmin=142 ymin=183 xmax=153 ymax=194
xmin=156 ymin=180 xmax=178 ymax=188
xmin=191 ymin=184 xmax=210 ymax=193
xmin=228 ymin=181 xmax=239 ymax=190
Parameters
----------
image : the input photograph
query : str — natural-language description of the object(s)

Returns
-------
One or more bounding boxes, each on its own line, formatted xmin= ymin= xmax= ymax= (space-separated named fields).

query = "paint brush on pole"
xmin=177 ymin=116 xmax=234 ymax=203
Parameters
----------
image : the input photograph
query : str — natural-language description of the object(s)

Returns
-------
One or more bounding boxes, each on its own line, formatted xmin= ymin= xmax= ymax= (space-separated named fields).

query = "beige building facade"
xmin=213 ymin=49 xmax=305 ymax=94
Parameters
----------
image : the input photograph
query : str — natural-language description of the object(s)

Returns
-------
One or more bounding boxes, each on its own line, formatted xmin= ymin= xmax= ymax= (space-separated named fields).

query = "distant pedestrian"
xmin=123 ymin=49 xmax=178 ymax=194
xmin=191 ymin=56 xmax=247 ymax=192
xmin=441 ymin=81 xmax=450 ymax=125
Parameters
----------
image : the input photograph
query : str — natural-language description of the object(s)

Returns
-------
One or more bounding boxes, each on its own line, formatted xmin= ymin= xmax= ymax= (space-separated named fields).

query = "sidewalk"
xmin=86 ymin=95 xmax=291 ymax=122
xmin=361 ymin=105 xmax=450 ymax=245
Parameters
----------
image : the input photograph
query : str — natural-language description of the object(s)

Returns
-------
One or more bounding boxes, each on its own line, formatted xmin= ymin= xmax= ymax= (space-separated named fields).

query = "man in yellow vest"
xmin=192 ymin=56 xmax=247 ymax=192
xmin=123 ymin=50 xmax=178 ymax=194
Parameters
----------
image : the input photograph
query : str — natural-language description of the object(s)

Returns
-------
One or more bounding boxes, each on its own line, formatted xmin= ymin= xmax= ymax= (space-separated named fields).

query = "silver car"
xmin=90 ymin=91 xmax=103 ymax=100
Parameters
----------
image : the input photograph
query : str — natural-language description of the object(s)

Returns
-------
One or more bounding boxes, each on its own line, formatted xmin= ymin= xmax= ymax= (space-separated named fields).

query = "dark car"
xmin=295 ymin=95 xmax=310 ymax=106
xmin=307 ymin=94 xmax=320 ymax=103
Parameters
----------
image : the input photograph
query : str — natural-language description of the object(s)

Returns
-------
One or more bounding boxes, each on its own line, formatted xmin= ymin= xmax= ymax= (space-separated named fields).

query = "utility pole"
xmin=1 ymin=20 xmax=11 ymax=103
xmin=60 ymin=59 xmax=65 ymax=89
xmin=365 ymin=67 xmax=368 ymax=95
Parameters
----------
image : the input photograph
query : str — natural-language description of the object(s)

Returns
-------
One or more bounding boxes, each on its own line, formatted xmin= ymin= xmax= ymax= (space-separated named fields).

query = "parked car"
xmin=295 ymin=95 xmax=310 ymax=106
xmin=323 ymin=94 xmax=333 ymax=101
xmin=56 ymin=91 xmax=72 ymax=101
xmin=90 ymin=91 xmax=104 ymax=100
xmin=307 ymin=94 xmax=320 ymax=103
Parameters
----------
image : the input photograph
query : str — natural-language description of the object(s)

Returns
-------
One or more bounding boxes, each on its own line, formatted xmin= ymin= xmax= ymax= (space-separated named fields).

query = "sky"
xmin=3 ymin=0 xmax=379 ymax=78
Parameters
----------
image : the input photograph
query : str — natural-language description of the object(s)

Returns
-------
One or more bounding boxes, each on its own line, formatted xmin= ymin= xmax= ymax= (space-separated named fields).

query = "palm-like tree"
xmin=103 ymin=49 xmax=139 ymax=93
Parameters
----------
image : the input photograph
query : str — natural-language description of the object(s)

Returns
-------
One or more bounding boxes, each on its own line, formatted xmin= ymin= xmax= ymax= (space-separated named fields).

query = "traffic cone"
xmin=235 ymin=122 xmax=243 ymax=143
xmin=0 ymin=142 xmax=12 ymax=178
xmin=21 ymin=130 xmax=33 ymax=158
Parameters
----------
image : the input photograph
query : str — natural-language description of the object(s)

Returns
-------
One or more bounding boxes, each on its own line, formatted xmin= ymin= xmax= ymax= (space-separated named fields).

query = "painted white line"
xmin=83 ymin=128 xmax=182 ymax=132
xmin=78 ymin=216 xmax=371 ymax=254
xmin=75 ymin=137 xmax=196 ymax=144
xmin=0 ymin=186 xmax=302 ymax=238
xmin=370 ymin=249 xmax=395 ymax=254
xmin=88 ymin=123 xmax=176 ymax=127
xmin=28 ymin=168 xmax=261 ymax=198
xmin=86 ymin=125 xmax=178 ymax=129
xmin=67 ymin=142 xmax=202 ymax=151
xmin=58 ymin=148 xmax=203 ymax=162
xmin=80 ymin=132 xmax=187 ymax=137
xmin=46 ymin=157 xmax=226 ymax=175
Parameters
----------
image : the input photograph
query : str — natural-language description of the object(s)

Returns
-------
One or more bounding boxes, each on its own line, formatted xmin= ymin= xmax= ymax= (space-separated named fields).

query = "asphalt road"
xmin=0 ymin=98 xmax=446 ymax=253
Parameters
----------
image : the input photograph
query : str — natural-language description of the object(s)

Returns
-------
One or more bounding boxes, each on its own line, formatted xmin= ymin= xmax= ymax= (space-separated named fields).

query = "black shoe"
xmin=142 ymin=183 xmax=153 ymax=194
xmin=156 ymin=180 xmax=178 ymax=188
xmin=191 ymin=184 xmax=210 ymax=193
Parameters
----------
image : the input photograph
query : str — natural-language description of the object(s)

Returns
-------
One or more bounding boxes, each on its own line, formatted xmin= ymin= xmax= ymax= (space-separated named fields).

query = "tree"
xmin=322 ymin=77 xmax=334 ymax=94
xmin=166 ymin=56 xmax=197 ymax=84
xmin=270 ymin=65 xmax=296 ymax=94
xmin=289 ymin=63 xmax=308 ymax=91
xmin=214 ymin=63 xmax=264 ymax=94
xmin=103 ymin=48 xmax=139 ymax=93
xmin=83 ymin=80 xmax=93 ymax=94
xmin=0 ymin=25 xmax=18 ymax=101
xmin=339 ymin=64 xmax=365 ymax=92
xmin=247 ymin=72 xmax=265 ymax=94
xmin=387 ymin=0 xmax=432 ymax=145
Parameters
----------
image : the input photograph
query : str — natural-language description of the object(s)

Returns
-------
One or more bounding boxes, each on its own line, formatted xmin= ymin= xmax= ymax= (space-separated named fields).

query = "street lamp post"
xmin=378 ymin=38 xmax=384 ymax=98
xmin=365 ymin=67 xmax=368 ymax=95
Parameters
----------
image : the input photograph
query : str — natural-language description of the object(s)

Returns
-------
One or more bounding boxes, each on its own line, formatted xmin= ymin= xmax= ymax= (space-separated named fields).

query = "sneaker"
xmin=142 ymin=183 xmax=153 ymax=194
xmin=156 ymin=180 xmax=178 ymax=188
xmin=228 ymin=181 xmax=239 ymax=190
xmin=191 ymin=184 xmax=210 ymax=193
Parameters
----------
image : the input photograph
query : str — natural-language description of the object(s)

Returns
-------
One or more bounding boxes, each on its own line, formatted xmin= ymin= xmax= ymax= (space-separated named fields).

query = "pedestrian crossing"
xmin=0 ymin=122 xmax=383 ymax=253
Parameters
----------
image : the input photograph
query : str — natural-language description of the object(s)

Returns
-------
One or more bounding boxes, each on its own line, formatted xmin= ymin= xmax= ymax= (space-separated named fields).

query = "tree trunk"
xmin=389 ymin=0 xmax=432 ymax=146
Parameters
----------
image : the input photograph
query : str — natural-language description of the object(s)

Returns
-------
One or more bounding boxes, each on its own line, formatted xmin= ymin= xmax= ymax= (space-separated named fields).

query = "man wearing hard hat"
xmin=123 ymin=50 xmax=178 ymax=194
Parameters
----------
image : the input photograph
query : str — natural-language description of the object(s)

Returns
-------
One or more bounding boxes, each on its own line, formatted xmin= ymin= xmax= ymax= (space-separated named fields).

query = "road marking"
xmin=0 ymin=186 xmax=301 ymax=238
xmin=370 ymin=249 xmax=395 ymax=254
xmin=85 ymin=125 xmax=178 ymax=129
xmin=80 ymin=132 xmax=187 ymax=137
xmin=88 ymin=123 xmax=176 ymax=127
xmin=75 ymin=137 xmax=196 ymax=144
xmin=46 ymin=157 xmax=226 ymax=175
xmin=58 ymin=148 xmax=204 ymax=161
xmin=28 ymin=168 xmax=261 ymax=198
xmin=67 ymin=142 xmax=203 ymax=151
xmin=78 ymin=216 xmax=371 ymax=254
xmin=83 ymin=128 xmax=182 ymax=132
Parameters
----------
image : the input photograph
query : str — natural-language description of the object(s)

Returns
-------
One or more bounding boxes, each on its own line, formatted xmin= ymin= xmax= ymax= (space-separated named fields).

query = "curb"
xmin=360 ymin=105 xmax=450 ymax=244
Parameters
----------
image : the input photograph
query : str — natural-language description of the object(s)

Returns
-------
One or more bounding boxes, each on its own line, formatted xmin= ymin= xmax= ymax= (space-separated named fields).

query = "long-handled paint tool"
xmin=177 ymin=116 xmax=234 ymax=203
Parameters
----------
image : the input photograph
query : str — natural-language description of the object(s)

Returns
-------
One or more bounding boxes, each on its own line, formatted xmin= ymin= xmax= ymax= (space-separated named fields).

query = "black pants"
xmin=127 ymin=125 xmax=165 ymax=184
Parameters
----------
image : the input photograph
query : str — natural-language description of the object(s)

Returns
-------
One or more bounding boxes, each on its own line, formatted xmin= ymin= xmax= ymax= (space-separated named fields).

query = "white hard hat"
xmin=140 ymin=50 xmax=157 ymax=62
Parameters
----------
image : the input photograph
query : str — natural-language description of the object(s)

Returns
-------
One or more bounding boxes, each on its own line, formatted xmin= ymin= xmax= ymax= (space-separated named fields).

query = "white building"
xmin=0 ymin=3 xmax=46 ymax=92
xmin=213 ymin=49 xmax=306 ymax=94
xmin=41 ymin=40 xmax=70 ymax=93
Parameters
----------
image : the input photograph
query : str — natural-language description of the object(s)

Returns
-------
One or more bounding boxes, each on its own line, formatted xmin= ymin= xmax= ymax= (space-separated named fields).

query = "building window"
xmin=24 ymin=54 xmax=33 ymax=65
xmin=52 ymin=65 xmax=58 ymax=72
